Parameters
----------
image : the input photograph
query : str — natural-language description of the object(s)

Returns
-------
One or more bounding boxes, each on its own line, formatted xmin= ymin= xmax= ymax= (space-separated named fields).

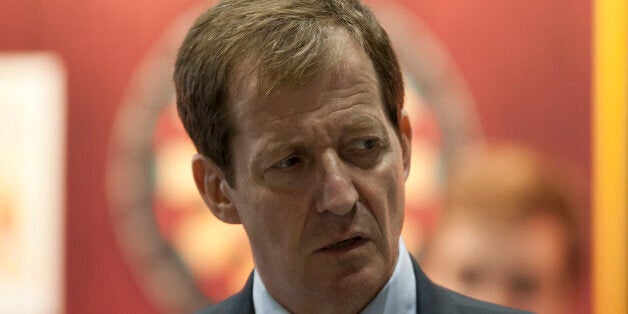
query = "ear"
xmin=399 ymin=109 xmax=412 ymax=181
xmin=192 ymin=154 xmax=241 ymax=224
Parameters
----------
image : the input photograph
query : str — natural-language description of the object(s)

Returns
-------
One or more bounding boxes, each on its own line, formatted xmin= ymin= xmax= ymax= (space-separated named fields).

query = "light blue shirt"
xmin=252 ymin=238 xmax=417 ymax=313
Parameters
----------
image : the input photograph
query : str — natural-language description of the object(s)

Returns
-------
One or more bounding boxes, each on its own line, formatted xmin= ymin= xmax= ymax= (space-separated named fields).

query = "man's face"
xmin=218 ymin=36 xmax=410 ymax=311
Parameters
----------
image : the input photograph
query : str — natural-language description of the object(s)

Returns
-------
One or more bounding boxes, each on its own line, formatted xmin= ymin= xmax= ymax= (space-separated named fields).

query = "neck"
xmin=259 ymin=256 xmax=399 ymax=313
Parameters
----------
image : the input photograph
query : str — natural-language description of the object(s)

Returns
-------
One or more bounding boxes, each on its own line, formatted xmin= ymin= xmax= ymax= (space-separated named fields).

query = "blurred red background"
xmin=0 ymin=0 xmax=590 ymax=312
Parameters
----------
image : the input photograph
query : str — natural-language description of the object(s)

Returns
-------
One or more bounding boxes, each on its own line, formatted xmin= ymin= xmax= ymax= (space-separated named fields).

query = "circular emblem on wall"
xmin=107 ymin=1 xmax=482 ymax=312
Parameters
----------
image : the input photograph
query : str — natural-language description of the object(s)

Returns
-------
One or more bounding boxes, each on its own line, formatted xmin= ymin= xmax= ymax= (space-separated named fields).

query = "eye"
xmin=271 ymin=156 xmax=302 ymax=170
xmin=343 ymin=138 xmax=383 ymax=168
xmin=348 ymin=138 xmax=379 ymax=152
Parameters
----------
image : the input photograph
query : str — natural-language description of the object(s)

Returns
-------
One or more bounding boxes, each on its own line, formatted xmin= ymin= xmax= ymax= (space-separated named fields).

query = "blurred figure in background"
xmin=420 ymin=143 xmax=582 ymax=314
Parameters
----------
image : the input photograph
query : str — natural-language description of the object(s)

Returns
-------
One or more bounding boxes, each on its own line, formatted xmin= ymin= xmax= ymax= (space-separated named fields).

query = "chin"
xmin=327 ymin=259 xmax=389 ymax=300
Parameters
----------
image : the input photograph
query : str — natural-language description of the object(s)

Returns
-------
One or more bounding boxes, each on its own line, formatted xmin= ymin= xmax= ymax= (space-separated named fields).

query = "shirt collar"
xmin=252 ymin=238 xmax=417 ymax=313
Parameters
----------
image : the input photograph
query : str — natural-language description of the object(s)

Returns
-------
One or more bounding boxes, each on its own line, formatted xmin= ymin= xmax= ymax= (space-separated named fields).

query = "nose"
xmin=316 ymin=150 xmax=358 ymax=215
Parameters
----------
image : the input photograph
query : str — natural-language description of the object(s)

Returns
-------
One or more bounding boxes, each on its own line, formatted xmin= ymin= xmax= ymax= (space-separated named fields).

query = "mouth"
xmin=319 ymin=236 xmax=367 ymax=252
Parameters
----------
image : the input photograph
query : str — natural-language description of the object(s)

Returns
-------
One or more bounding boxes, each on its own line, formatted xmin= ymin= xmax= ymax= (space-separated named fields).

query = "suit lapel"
xmin=228 ymin=272 xmax=255 ymax=313
xmin=411 ymin=254 xmax=458 ymax=314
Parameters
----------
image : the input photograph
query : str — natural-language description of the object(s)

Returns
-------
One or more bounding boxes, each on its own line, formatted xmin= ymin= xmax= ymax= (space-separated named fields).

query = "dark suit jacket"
xmin=196 ymin=254 xmax=529 ymax=313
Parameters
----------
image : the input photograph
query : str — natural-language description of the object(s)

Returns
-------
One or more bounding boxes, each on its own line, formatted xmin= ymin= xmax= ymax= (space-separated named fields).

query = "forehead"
xmin=228 ymin=37 xmax=383 ymax=131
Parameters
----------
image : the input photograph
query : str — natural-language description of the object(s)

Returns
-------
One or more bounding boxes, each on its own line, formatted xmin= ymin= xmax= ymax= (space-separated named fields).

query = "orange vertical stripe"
xmin=594 ymin=0 xmax=628 ymax=313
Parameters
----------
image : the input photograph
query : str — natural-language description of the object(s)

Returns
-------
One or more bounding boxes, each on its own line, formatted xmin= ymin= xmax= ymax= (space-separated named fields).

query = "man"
xmin=421 ymin=143 xmax=581 ymax=314
xmin=174 ymin=0 xmax=526 ymax=312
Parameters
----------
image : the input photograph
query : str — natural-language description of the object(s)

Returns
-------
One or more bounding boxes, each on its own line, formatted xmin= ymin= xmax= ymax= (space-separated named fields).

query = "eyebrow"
xmin=251 ymin=136 xmax=307 ymax=171
xmin=341 ymin=115 xmax=386 ymax=133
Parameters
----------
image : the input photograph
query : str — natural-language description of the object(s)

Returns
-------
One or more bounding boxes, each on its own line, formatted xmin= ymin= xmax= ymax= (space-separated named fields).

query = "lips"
xmin=317 ymin=234 xmax=369 ymax=253
xmin=325 ymin=236 xmax=363 ymax=250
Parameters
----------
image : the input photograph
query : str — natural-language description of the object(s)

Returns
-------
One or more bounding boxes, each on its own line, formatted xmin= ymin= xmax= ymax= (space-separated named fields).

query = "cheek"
xmin=236 ymin=183 xmax=310 ymax=247
xmin=363 ymin=157 xmax=406 ymax=233
xmin=382 ymin=155 xmax=406 ymax=211
xmin=384 ymin=175 xmax=405 ymax=234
